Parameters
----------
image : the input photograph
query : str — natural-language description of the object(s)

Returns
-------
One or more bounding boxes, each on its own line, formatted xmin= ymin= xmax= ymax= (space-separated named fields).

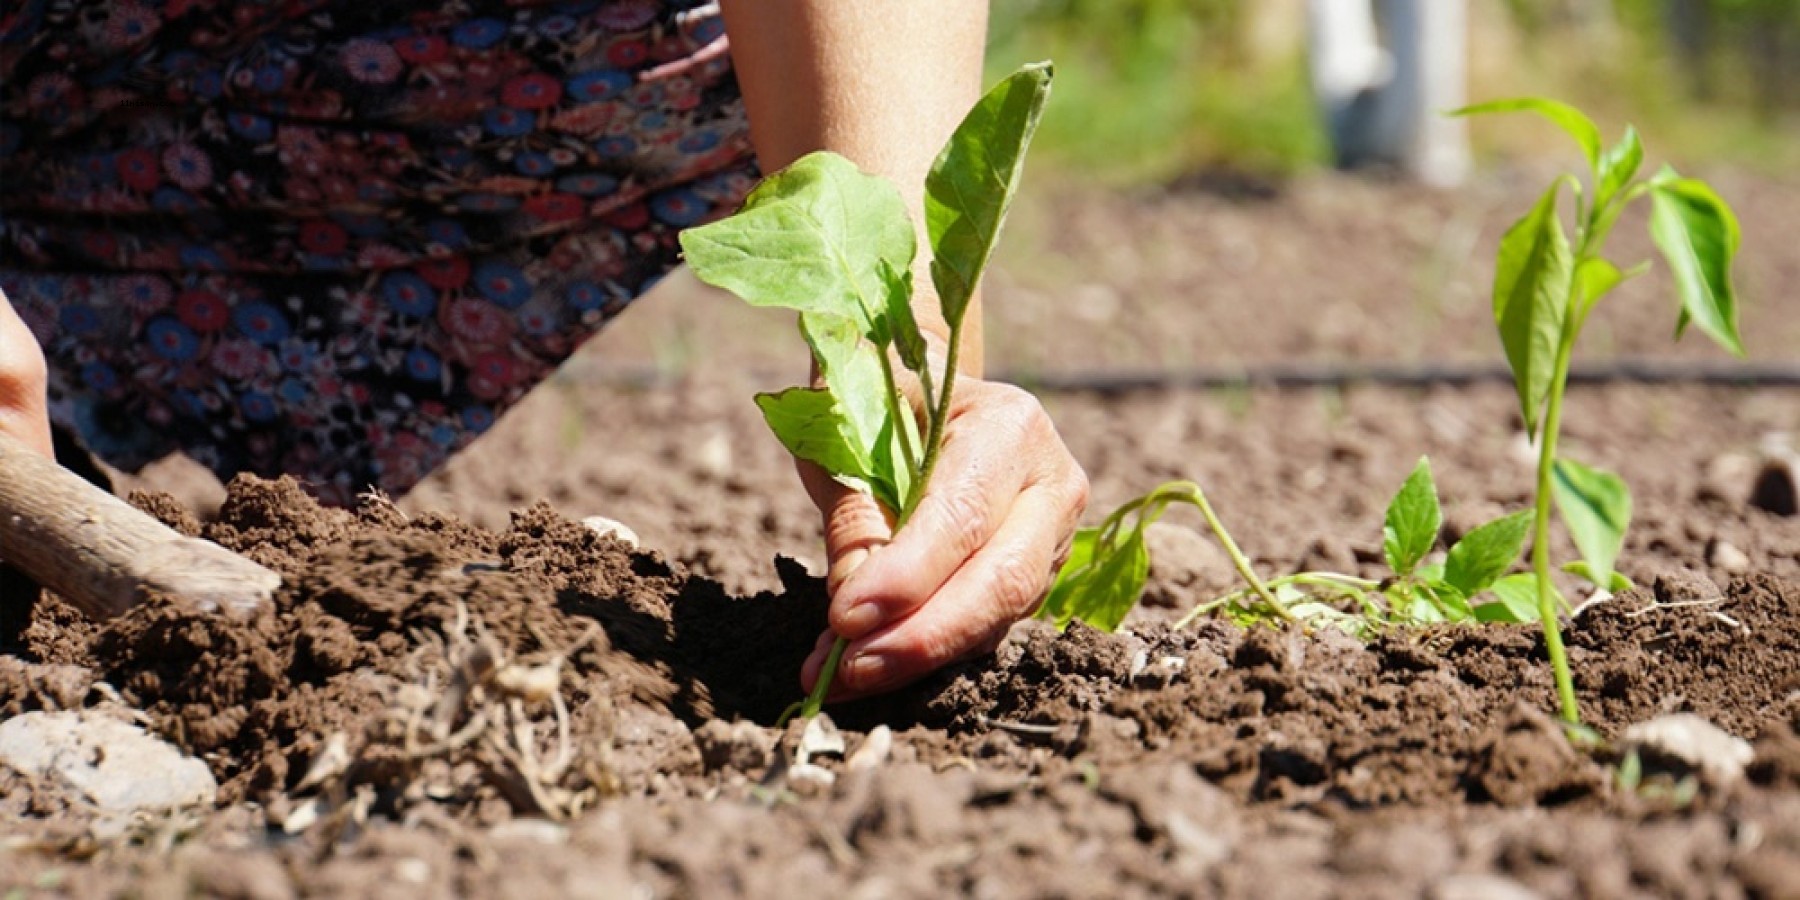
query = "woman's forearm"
xmin=720 ymin=0 xmax=989 ymax=373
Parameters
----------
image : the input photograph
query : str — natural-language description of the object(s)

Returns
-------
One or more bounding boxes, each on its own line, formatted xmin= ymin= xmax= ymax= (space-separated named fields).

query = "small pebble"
xmin=1707 ymin=539 xmax=1751 ymax=574
xmin=582 ymin=515 xmax=640 ymax=548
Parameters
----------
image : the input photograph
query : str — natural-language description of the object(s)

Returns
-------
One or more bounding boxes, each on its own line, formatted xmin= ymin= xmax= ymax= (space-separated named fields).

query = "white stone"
xmin=0 ymin=711 xmax=216 ymax=814
xmin=1430 ymin=874 xmax=1544 ymax=900
xmin=1620 ymin=713 xmax=1755 ymax=785
xmin=582 ymin=515 xmax=640 ymax=548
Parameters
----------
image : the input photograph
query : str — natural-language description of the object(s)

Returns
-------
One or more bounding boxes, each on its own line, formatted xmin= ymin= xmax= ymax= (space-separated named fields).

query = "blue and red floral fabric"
xmin=1 ymin=0 xmax=756 ymax=504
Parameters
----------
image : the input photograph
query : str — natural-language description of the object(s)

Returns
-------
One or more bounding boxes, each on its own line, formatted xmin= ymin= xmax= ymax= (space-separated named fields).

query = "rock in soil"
xmin=0 ymin=710 xmax=217 ymax=814
xmin=1621 ymin=714 xmax=1756 ymax=786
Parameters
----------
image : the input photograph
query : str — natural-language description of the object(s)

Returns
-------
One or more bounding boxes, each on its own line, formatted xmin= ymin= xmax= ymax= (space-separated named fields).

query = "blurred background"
xmin=986 ymin=0 xmax=1799 ymax=183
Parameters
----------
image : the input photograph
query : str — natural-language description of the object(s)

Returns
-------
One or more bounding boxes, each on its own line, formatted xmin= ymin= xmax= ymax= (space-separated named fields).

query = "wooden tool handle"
xmin=0 ymin=431 xmax=279 ymax=619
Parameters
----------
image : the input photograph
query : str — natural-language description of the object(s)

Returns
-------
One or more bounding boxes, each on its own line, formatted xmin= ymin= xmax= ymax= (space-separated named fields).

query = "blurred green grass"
xmin=987 ymin=0 xmax=1800 ymax=186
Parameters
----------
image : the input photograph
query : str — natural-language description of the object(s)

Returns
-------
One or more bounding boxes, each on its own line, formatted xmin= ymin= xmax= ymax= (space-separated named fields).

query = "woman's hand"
xmin=798 ymin=376 xmax=1088 ymax=698
xmin=0 ymin=289 xmax=53 ymax=457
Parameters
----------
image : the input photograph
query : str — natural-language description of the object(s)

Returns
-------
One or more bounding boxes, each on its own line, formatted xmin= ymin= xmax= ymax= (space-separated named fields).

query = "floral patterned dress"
xmin=0 ymin=0 xmax=757 ymax=505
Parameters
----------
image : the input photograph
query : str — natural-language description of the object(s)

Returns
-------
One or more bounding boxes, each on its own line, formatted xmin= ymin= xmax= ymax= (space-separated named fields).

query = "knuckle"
xmin=992 ymin=547 xmax=1051 ymax=618
xmin=0 ymin=326 xmax=47 ymax=397
xmin=922 ymin=486 xmax=991 ymax=559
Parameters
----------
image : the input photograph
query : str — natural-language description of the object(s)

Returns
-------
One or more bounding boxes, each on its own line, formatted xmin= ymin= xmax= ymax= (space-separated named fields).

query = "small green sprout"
xmin=681 ymin=64 xmax=1054 ymax=718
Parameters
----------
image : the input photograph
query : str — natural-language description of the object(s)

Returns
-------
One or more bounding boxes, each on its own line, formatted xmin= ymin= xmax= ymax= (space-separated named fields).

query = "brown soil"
xmin=8 ymin=169 xmax=1800 ymax=897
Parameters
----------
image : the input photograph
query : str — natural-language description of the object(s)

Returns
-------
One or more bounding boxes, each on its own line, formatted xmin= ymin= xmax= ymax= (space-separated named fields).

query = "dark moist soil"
xmin=2 ymin=474 xmax=1798 ymax=898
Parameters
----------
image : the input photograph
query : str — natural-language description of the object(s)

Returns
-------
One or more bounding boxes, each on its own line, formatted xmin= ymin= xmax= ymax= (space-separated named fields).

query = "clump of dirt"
xmin=11 ymin=476 xmax=830 ymax=806
xmin=5 ymin=474 xmax=1800 ymax=898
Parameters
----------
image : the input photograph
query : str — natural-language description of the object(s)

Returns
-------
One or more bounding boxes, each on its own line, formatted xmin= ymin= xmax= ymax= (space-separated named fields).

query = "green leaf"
xmin=681 ymin=151 xmax=915 ymax=337
xmin=1648 ymin=169 xmax=1745 ymax=356
xmin=926 ymin=62 xmax=1053 ymax=329
xmin=1382 ymin=457 xmax=1442 ymax=577
xmin=1595 ymin=125 xmax=1643 ymax=210
xmin=1493 ymin=181 xmax=1573 ymax=436
xmin=1452 ymin=98 xmax=1601 ymax=171
xmin=1551 ymin=458 xmax=1632 ymax=591
xmin=1562 ymin=561 xmax=1636 ymax=593
xmin=1574 ymin=258 xmax=1624 ymax=320
xmin=1477 ymin=573 xmax=1545 ymax=623
xmin=799 ymin=315 xmax=914 ymax=510
xmin=1444 ymin=511 xmax=1532 ymax=596
xmin=754 ymin=387 xmax=901 ymax=510
xmin=879 ymin=260 xmax=928 ymax=374
xmin=1042 ymin=523 xmax=1149 ymax=633
xmin=1419 ymin=579 xmax=1475 ymax=623
xmin=1042 ymin=527 xmax=1100 ymax=627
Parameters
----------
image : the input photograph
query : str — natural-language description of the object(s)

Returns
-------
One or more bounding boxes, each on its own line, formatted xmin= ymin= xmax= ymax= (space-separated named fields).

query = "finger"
xmin=798 ymin=460 xmax=892 ymax=596
xmin=829 ymin=406 xmax=1033 ymax=641
xmin=0 ymin=291 xmax=52 ymax=457
xmin=831 ymin=480 xmax=1083 ymax=697
xmin=799 ymin=628 xmax=837 ymax=691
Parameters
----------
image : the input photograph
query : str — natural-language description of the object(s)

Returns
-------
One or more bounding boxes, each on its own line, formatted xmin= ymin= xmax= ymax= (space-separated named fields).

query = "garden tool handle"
xmin=0 ymin=431 xmax=279 ymax=619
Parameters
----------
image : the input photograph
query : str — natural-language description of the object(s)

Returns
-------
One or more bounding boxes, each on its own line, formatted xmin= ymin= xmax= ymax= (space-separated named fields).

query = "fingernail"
xmin=842 ymin=652 xmax=895 ymax=691
xmin=838 ymin=600 xmax=886 ymax=639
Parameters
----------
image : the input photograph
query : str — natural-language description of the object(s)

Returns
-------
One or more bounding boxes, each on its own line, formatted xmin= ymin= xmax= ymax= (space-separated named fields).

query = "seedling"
xmin=1452 ymin=98 xmax=1744 ymax=724
xmin=1050 ymin=98 xmax=1745 ymax=729
xmin=1044 ymin=458 xmax=1550 ymax=638
xmin=681 ymin=64 xmax=1053 ymax=718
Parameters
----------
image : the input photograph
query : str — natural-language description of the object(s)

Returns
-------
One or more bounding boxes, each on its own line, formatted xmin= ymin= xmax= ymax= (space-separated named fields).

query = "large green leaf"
xmin=1452 ymin=98 xmax=1601 ymax=171
xmin=1042 ymin=524 xmax=1149 ymax=633
xmin=925 ymin=62 xmax=1053 ymax=329
xmin=1444 ymin=511 xmax=1532 ymax=597
xmin=681 ymin=151 xmax=915 ymax=336
xmin=1383 ymin=457 xmax=1441 ymax=577
xmin=1551 ymin=458 xmax=1632 ymax=591
xmin=1493 ymin=182 xmax=1573 ymax=436
xmin=1648 ymin=169 xmax=1745 ymax=356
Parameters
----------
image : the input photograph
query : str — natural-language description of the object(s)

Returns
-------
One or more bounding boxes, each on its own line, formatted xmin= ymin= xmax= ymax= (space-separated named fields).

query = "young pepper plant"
xmin=1451 ymin=99 xmax=1744 ymax=725
xmin=679 ymin=64 xmax=1053 ymax=719
xmin=1044 ymin=457 xmax=1543 ymax=639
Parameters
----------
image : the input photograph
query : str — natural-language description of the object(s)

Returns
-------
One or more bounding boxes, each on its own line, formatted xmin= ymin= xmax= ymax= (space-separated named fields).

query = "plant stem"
xmin=1176 ymin=484 xmax=1293 ymax=622
xmin=909 ymin=326 xmax=965 ymax=523
xmin=799 ymin=636 xmax=847 ymax=719
xmin=875 ymin=349 xmax=922 ymax=486
xmin=1534 ymin=297 xmax=1583 ymax=725
xmin=809 ymin=326 xmax=963 ymax=717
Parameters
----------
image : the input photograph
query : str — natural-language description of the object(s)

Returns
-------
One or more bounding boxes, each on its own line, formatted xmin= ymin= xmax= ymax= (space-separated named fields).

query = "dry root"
xmin=288 ymin=600 xmax=617 ymax=839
